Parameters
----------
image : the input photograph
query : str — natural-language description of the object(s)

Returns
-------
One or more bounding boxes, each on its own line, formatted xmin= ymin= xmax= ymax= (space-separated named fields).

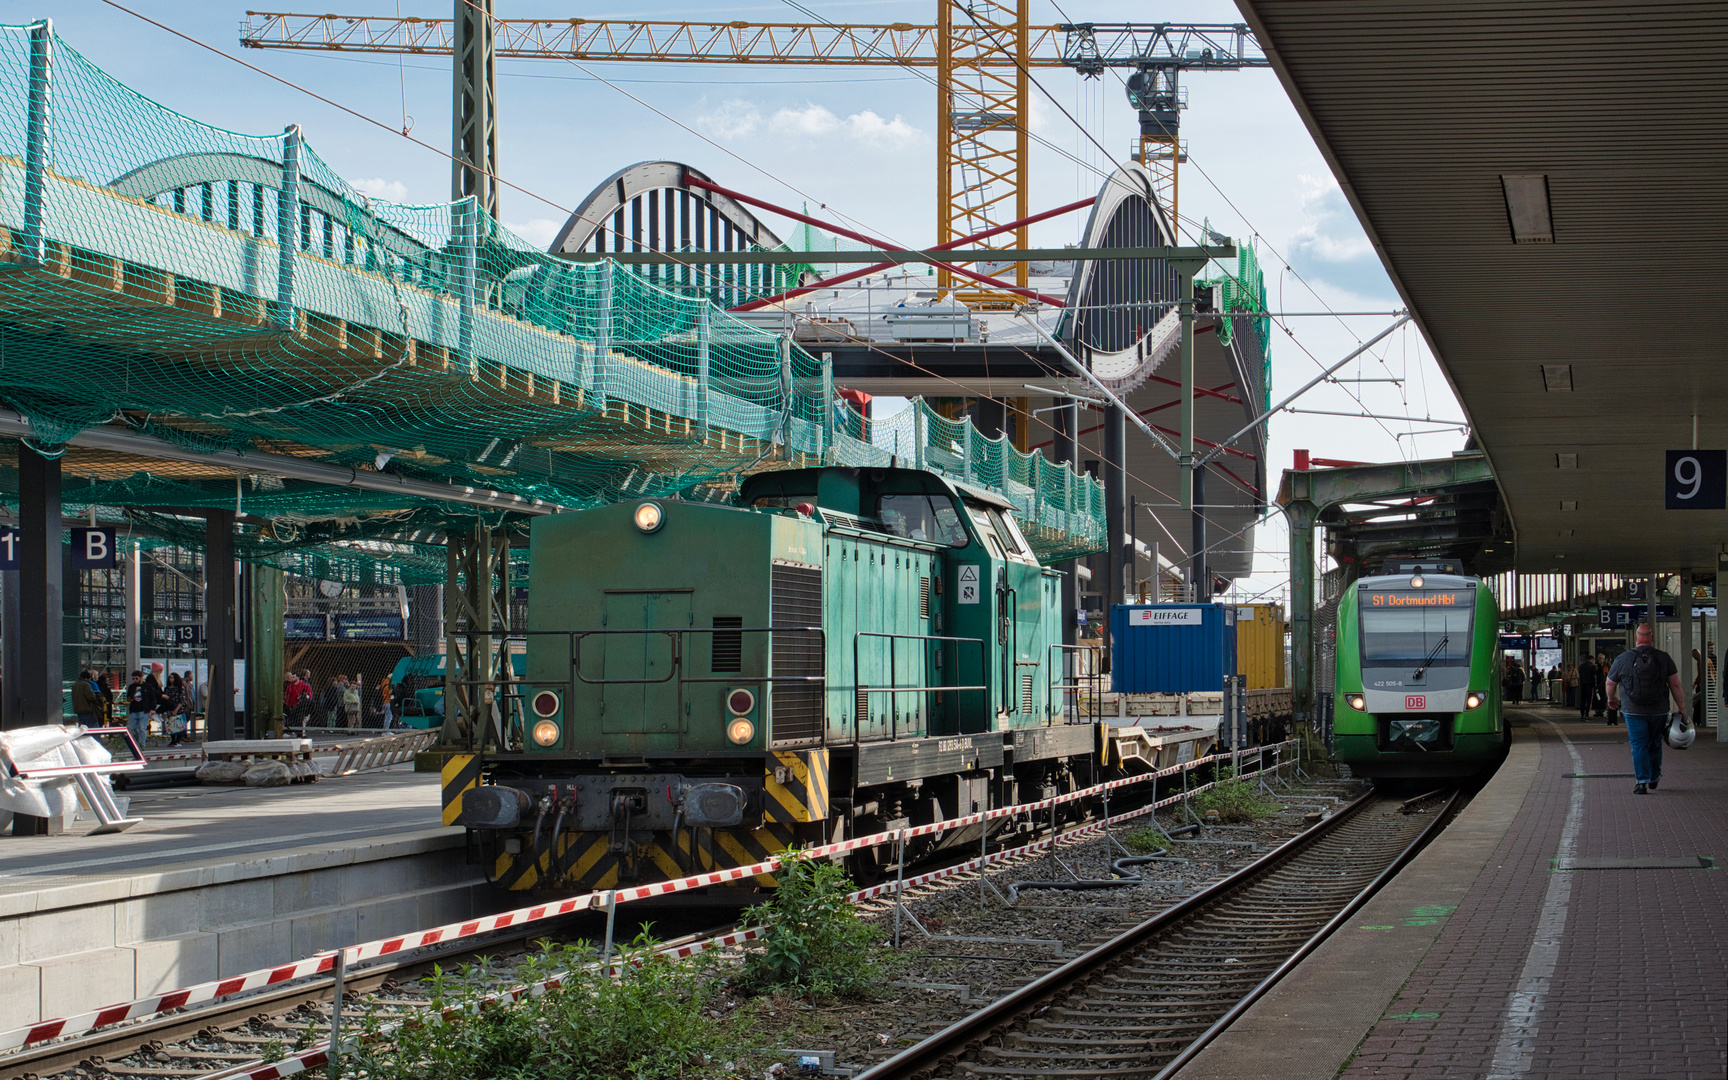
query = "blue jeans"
xmin=1623 ymin=712 xmax=1666 ymax=784
xmin=127 ymin=710 xmax=149 ymax=746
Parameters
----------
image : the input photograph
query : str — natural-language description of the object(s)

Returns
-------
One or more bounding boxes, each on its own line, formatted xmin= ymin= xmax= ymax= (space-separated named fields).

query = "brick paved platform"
xmin=1178 ymin=707 xmax=1727 ymax=1080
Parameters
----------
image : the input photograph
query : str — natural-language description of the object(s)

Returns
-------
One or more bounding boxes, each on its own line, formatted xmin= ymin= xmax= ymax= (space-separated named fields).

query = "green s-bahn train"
xmin=448 ymin=464 xmax=1111 ymax=891
xmin=1333 ymin=564 xmax=1507 ymax=779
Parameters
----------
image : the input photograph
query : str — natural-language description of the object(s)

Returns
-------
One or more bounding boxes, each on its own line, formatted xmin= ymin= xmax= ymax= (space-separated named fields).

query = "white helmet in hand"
xmin=1667 ymin=713 xmax=1696 ymax=750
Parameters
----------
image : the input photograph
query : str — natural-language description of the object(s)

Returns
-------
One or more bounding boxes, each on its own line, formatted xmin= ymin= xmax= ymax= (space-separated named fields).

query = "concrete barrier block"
xmin=20 ymin=904 xmax=116 ymax=964
xmin=273 ymin=868 xmax=342 ymax=918
xmin=351 ymin=894 xmax=420 ymax=943
xmin=216 ymin=920 xmax=292 ymax=978
xmin=116 ymin=895 xmax=205 ymax=945
xmin=131 ymin=933 xmax=218 ymax=996
xmin=290 ymin=908 xmax=357 ymax=961
xmin=198 ymin=879 xmax=275 ymax=931
xmin=337 ymin=856 xmax=424 ymax=904
xmin=415 ymin=883 xmax=478 ymax=929
xmin=0 ymin=916 xmax=20 ymax=966
xmin=0 ymin=961 xmax=41 ymax=1026
xmin=32 ymin=948 xmax=136 ymax=1019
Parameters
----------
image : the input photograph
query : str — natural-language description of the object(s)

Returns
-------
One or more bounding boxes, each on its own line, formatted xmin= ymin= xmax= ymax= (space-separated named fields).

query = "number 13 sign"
xmin=1666 ymin=450 xmax=1727 ymax=510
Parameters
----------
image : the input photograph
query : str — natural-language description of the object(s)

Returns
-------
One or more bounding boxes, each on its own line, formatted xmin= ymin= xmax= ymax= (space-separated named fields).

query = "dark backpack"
xmin=1625 ymin=646 xmax=1667 ymax=708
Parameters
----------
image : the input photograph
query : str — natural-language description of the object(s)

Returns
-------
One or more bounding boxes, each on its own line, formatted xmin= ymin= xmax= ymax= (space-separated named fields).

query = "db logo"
xmin=1405 ymin=694 xmax=1427 ymax=710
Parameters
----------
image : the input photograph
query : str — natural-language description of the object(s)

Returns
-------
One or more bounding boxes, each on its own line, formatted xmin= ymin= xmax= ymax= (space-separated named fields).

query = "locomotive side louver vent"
xmin=919 ymin=576 xmax=930 ymax=618
xmin=771 ymin=563 xmax=825 ymax=744
xmin=856 ymin=686 xmax=870 ymax=726
xmin=1021 ymin=673 xmax=1034 ymax=714
xmin=711 ymin=616 xmax=742 ymax=673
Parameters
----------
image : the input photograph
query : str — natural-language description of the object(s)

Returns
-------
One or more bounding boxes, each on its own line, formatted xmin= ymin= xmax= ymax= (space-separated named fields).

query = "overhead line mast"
xmin=241 ymin=8 xmax=1265 ymax=304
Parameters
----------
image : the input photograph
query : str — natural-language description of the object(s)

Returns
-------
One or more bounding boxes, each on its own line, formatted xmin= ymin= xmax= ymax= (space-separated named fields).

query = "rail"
xmin=856 ymin=785 xmax=1459 ymax=1080
xmin=0 ymin=739 xmax=1299 ymax=1057
xmin=851 ymin=630 xmax=988 ymax=741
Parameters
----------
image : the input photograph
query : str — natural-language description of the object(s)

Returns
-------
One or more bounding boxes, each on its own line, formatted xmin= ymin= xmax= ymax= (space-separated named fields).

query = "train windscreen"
xmin=1358 ymin=592 xmax=1474 ymax=669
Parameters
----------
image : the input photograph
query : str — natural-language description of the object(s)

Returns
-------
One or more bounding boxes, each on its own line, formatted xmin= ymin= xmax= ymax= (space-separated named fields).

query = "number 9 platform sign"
xmin=1667 ymin=450 xmax=1726 ymax=510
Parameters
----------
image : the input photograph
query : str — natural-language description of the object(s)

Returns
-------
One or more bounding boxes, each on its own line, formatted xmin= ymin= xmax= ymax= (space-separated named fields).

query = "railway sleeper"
xmin=1004 ymin=1032 xmax=1206 ymax=1050
xmin=981 ymin=1044 xmax=1192 ymax=1063
xmin=1034 ymin=1010 xmax=1223 ymax=1029
xmin=959 ymin=1063 xmax=1166 ymax=1079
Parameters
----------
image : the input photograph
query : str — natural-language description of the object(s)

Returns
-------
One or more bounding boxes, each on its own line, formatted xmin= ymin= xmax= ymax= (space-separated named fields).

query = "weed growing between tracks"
xmin=1120 ymin=826 xmax=1173 ymax=854
xmin=337 ymin=939 xmax=760 ymax=1080
xmin=737 ymin=850 xmax=879 ymax=1003
xmin=1192 ymin=767 xmax=1282 ymax=823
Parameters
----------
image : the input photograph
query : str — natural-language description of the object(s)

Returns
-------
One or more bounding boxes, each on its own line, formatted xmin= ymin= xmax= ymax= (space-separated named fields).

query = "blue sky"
xmin=33 ymin=0 xmax=1469 ymax=599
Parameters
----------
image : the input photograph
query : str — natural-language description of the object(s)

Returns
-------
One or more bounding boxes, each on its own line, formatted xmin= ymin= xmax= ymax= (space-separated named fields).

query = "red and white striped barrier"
xmin=0 ymin=739 xmax=1296 ymax=1056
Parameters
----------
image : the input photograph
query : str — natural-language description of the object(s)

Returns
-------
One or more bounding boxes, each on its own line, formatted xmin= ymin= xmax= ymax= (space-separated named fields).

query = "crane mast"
xmin=241 ymin=8 xmax=1264 ymax=304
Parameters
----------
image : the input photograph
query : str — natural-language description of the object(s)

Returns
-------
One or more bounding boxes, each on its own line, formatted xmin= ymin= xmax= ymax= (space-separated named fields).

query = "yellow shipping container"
xmin=1234 ymin=603 xmax=1287 ymax=689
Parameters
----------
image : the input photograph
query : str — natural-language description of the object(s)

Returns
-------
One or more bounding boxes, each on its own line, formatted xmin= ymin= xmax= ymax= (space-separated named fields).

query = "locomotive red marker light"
xmin=726 ymin=688 xmax=755 ymax=715
xmin=531 ymin=690 xmax=560 ymax=718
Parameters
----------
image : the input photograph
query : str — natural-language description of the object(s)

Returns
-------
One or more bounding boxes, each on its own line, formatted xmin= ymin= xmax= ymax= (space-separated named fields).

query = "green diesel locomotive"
xmin=450 ymin=465 xmax=1104 ymax=891
xmin=1332 ymin=566 xmax=1507 ymax=779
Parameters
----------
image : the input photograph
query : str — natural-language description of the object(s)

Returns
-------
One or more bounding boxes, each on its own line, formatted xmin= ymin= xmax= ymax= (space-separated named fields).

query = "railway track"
xmin=856 ymin=786 xmax=1459 ymax=1080
xmin=2 ymin=916 xmax=727 ymax=1080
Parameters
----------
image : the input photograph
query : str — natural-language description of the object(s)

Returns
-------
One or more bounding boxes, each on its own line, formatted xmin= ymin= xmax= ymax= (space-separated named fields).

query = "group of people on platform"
xmin=282 ymin=669 xmax=414 ymax=732
xmin=66 ymin=666 xmax=206 ymax=748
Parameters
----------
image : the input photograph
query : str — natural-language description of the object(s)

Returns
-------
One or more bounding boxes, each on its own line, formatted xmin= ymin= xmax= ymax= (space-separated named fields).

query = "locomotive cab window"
xmin=1358 ymin=592 xmax=1474 ymax=670
xmin=877 ymin=494 xmax=968 ymax=547
xmin=752 ymin=494 xmax=812 ymax=509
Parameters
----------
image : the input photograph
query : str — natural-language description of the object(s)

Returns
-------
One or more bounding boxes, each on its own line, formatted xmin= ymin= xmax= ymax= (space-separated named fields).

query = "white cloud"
xmin=1285 ymin=174 xmax=1389 ymax=297
xmin=351 ymin=177 xmax=408 ymax=202
xmin=769 ymin=103 xmax=921 ymax=146
xmin=695 ymin=99 xmax=762 ymax=140
xmin=841 ymin=109 xmax=920 ymax=146
xmin=504 ymin=218 xmax=561 ymax=250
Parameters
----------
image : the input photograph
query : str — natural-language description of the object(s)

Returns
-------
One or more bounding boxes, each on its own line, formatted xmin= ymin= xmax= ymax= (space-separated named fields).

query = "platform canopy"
xmin=1238 ymin=1 xmax=1728 ymax=573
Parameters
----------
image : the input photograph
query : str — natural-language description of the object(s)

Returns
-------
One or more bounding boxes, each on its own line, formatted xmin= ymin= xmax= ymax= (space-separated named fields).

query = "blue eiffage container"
xmin=1110 ymin=603 xmax=1238 ymax=693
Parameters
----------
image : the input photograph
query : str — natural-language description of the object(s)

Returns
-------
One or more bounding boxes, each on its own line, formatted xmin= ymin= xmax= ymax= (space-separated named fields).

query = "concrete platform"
xmin=0 ymin=771 xmax=502 ymax=1027
xmin=1177 ymin=708 xmax=1727 ymax=1080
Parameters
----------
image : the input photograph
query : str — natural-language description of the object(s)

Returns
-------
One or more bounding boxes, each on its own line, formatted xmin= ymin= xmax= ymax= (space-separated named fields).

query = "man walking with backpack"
xmin=1605 ymin=623 xmax=1687 ymax=794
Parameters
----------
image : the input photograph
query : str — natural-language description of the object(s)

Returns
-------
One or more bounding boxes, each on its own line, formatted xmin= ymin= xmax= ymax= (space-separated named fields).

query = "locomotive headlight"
xmin=1348 ymin=695 xmax=1366 ymax=711
xmin=531 ymin=719 xmax=561 ymax=747
xmin=1410 ymin=575 xmax=1425 ymax=589
xmin=726 ymin=717 xmax=755 ymax=745
xmin=633 ymin=501 xmax=665 ymax=533
xmin=1466 ymin=693 xmax=1483 ymax=710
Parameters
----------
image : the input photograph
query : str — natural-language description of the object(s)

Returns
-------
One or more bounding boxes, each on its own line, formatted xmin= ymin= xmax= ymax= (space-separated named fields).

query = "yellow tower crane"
xmin=241 ymin=8 xmax=1263 ymax=307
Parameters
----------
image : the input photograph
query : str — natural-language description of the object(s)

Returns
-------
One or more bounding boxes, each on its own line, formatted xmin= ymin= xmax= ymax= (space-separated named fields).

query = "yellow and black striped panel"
xmin=440 ymin=753 xmax=481 ymax=826
xmin=491 ymin=821 xmax=800 ymax=891
xmin=764 ymin=748 xmax=830 ymax=824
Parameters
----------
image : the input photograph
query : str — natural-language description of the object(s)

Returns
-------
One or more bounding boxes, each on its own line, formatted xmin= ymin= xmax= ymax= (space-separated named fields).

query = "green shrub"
xmin=1192 ymin=767 xmax=1280 ymax=823
xmin=1119 ymin=826 xmax=1171 ymax=855
xmin=736 ymin=850 xmax=879 ymax=1002
xmin=338 ymin=934 xmax=744 ymax=1080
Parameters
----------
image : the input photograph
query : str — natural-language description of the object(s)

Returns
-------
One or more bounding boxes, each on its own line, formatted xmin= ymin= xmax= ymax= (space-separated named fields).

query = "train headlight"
xmin=1410 ymin=575 xmax=1425 ymax=589
xmin=726 ymin=717 xmax=755 ymax=745
xmin=531 ymin=719 xmax=561 ymax=747
xmin=1348 ymin=695 xmax=1366 ymax=711
xmin=1466 ymin=693 xmax=1483 ymax=710
xmin=633 ymin=501 xmax=665 ymax=533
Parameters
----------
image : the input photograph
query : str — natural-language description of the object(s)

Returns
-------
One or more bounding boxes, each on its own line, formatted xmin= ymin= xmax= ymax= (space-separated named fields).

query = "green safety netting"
xmin=1200 ymin=242 xmax=1271 ymax=411
xmin=0 ymin=22 xmax=1104 ymax=573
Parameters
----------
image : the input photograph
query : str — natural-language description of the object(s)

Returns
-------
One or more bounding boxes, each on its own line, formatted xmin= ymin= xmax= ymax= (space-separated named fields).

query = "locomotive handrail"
xmin=851 ymin=630 xmax=988 ymax=743
xmin=448 ymin=625 xmax=826 ymax=750
xmin=1047 ymin=642 xmax=1104 ymax=725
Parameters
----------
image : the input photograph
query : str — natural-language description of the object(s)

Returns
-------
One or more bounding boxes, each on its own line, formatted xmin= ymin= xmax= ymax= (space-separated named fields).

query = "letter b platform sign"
xmin=1666 ymin=450 xmax=1726 ymax=510
xmin=72 ymin=526 xmax=117 ymax=569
